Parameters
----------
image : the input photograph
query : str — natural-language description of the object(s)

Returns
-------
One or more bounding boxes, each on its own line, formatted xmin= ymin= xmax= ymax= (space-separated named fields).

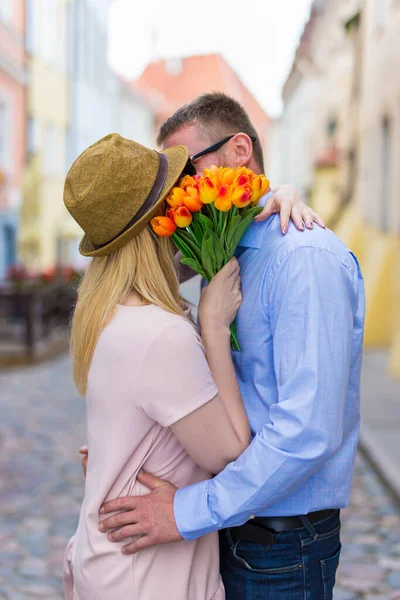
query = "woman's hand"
xmin=198 ymin=259 xmax=242 ymax=332
xmin=254 ymin=184 xmax=325 ymax=234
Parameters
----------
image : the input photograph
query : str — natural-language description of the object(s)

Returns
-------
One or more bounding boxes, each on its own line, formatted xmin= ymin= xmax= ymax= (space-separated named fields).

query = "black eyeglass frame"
xmin=182 ymin=133 xmax=257 ymax=176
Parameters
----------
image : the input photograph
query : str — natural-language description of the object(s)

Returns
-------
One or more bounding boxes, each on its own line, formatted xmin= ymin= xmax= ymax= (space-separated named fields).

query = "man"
xmin=92 ymin=93 xmax=365 ymax=599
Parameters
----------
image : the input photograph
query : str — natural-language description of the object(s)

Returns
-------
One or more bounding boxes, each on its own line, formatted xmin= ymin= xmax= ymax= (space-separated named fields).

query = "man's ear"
xmin=227 ymin=133 xmax=253 ymax=168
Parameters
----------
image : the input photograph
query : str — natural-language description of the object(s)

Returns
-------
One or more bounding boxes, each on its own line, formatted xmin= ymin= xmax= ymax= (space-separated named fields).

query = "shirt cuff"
xmin=174 ymin=480 xmax=216 ymax=541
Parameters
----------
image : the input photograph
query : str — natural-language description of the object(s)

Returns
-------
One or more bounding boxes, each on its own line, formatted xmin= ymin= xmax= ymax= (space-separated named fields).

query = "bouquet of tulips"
xmin=151 ymin=165 xmax=270 ymax=351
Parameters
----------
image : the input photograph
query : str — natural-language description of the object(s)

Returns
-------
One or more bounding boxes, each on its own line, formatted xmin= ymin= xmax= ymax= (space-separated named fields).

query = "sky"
xmin=108 ymin=0 xmax=314 ymax=118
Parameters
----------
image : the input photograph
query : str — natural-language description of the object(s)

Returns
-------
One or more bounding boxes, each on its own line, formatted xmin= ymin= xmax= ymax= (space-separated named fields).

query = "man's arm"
xmin=100 ymin=245 xmax=358 ymax=551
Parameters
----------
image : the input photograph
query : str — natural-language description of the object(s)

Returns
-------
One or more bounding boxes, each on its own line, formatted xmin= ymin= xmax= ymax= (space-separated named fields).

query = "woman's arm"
xmin=171 ymin=259 xmax=250 ymax=474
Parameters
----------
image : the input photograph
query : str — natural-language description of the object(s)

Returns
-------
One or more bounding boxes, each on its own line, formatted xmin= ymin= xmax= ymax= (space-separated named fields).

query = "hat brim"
xmin=79 ymin=145 xmax=189 ymax=257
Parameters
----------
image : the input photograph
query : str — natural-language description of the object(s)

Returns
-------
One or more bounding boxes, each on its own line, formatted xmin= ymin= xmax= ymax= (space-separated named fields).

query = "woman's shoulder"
xmin=112 ymin=304 xmax=197 ymax=344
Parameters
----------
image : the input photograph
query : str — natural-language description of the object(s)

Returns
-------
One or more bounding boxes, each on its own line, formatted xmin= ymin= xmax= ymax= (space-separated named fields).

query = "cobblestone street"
xmin=1 ymin=355 xmax=400 ymax=599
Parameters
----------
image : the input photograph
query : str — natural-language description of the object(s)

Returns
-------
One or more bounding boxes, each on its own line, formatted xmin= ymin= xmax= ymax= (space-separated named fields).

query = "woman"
xmin=63 ymin=133 xmax=250 ymax=600
xmin=63 ymin=134 xmax=317 ymax=599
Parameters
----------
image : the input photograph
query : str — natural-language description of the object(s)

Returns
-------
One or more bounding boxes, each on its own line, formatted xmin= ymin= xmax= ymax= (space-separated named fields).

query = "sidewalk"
xmin=359 ymin=349 xmax=400 ymax=503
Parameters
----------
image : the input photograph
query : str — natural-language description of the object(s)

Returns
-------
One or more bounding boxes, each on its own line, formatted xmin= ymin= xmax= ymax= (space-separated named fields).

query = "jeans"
xmin=219 ymin=509 xmax=341 ymax=600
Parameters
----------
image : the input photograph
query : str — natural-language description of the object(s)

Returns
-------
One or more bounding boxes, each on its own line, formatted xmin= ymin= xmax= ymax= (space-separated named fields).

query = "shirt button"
xmin=249 ymin=515 xmax=255 ymax=520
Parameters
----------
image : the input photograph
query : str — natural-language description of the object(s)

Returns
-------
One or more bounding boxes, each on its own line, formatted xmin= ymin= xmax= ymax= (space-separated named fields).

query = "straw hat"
xmin=63 ymin=133 xmax=189 ymax=257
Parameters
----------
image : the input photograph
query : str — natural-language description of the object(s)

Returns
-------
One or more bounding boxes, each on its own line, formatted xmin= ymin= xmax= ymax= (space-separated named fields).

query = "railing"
xmin=0 ymin=282 xmax=77 ymax=365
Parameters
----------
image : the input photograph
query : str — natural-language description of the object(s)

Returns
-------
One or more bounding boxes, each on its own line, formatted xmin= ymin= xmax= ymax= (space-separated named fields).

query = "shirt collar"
xmin=238 ymin=191 xmax=275 ymax=249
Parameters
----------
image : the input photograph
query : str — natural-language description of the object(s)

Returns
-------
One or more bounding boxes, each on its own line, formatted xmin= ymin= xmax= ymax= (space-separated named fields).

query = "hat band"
xmin=92 ymin=152 xmax=169 ymax=250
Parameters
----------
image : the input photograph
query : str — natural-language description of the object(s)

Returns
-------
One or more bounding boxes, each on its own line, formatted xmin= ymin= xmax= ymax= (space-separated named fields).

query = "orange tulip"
xmin=251 ymin=175 xmax=270 ymax=204
xmin=214 ymin=185 xmax=232 ymax=212
xmin=232 ymin=184 xmax=253 ymax=208
xmin=179 ymin=175 xmax=197 ymax=191
xmin=198 ymin=177 xmax=218 ymax=204
xmin=183 ymin=187 xmax=203 ymax=212
xmin=151 ymin=216 xmax=176 ymax=237
xmin=171 ymin=205 xmax=193 ymax=228
xmin=167 ymin=187 xmax=186 ymax=208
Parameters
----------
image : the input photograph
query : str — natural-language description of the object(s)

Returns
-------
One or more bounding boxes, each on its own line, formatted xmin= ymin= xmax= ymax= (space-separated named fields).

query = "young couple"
xmin=63 ymin=93 xmax=365 ymax=600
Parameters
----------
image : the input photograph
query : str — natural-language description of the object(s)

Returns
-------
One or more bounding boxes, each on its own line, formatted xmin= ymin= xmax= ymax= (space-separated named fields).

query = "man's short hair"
xmin=157 ymin=92 xmax=264 ymax=170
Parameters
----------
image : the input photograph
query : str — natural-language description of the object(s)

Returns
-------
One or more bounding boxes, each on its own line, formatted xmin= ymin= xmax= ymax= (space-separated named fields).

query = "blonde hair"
xmin=70 ymin=226 xmax=186 ymax=395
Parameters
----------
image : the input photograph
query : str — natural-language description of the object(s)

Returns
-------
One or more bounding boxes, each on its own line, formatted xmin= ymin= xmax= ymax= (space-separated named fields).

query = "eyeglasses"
xmin=182 ymin=134 xmax=257 ymax=176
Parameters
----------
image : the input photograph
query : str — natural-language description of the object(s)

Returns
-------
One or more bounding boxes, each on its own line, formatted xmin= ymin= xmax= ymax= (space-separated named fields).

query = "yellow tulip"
xmin=171 ymin=206 xmax=193 ymax=228
xmin=198 ymin=177 xmax=218 ymax=204
xmin=214 ymin=185 xmax=232 ymax=212
xmin=232 ymin=184 xmax=253 ymax=208
xmin=251 ymin=175 xmax=270 ymax=204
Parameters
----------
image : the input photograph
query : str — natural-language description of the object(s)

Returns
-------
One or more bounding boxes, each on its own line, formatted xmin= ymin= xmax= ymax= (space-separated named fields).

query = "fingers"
xmin=79 ymin=445 xmax=88 ymax=455
xmin=288 ymin=204 xmax=305 ymax=232
xmin=107 ymin=523 xmax=143 ymax=542
xmin=122 ymin=535 xmax=154 ymax=555
xmin=99 ymin=508 xmax=137 ymax=532
xmin=136 ymin=470 xmax=166 ymax=490
xmin=100 ymin=496 xmax=136 ymax=516
xmin=278 ymin=208 xmax=291 ymax=235
xmin=302 ymin=208 xmax=315 ymax=229
xmin=311 ymin=211 xmax=326 ymax=229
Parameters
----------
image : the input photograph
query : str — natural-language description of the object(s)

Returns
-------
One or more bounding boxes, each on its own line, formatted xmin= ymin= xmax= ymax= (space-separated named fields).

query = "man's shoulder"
xmin=261 ymin=215 xmax=355 ymax=272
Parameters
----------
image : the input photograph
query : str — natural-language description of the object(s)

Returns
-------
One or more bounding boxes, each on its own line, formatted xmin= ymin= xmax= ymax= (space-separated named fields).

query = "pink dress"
xmin=63 ymin=304 xmax=225 ymax=600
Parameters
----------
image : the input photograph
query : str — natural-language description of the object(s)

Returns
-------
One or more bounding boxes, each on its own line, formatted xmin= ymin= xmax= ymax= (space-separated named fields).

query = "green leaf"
xmin=225 ymin=215 xmax=242 ymax=248
xmin=177 ymin=230 xmax=202 ymax=262
xmin=172 ymin=233 xmax=197 ymax=261
xmin=201 ymin=234 xmax=215 ymax=280
xmin=188 ymin=220 xmax=203 ymax=244
xmin=180 ymin=257 xmax=207 ymax=280
xmin=196 ymin=213 xmax=214 ymax=233
xmin=210 ymin=232 xmax=225 ymax=271
xmin=229 ymin=210 xmax=259 ymax=255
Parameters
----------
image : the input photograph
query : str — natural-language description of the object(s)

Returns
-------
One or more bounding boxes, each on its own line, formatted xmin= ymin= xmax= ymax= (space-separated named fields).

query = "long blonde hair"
xmin=70 ymin=225 xmax=186 ymax=395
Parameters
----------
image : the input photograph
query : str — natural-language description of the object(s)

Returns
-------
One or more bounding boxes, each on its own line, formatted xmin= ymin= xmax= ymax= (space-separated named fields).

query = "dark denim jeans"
xmin=220 ymin=509 xmax=341 ymax=600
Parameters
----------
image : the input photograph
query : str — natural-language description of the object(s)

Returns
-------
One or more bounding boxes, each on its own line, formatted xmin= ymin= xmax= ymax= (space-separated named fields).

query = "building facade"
xmin=275 ymin=0 xmax=400 ymax=377
xmin=0 ymin=0 xmax=26 ymax=280
xmin=20 ymin=0 xmax=71 ymax=272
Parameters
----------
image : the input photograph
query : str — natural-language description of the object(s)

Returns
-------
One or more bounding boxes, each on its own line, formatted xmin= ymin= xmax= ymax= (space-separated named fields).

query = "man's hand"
xmin=79 ymin=445 xmax=88 ymax=477
xmin=254 ymin=184 xmax=325 ymax=234
xmin=98 ymin=471 xmax=182 ymax=554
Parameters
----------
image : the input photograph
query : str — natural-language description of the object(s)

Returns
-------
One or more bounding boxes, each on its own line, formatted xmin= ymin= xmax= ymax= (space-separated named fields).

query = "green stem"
xmin=230 ymin=321 xmax=241 ymax=352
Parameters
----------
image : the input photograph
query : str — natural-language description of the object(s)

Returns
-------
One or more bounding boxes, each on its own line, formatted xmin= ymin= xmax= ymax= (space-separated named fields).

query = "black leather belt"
xmin=229 ymin=509 xmax=335 ymax=546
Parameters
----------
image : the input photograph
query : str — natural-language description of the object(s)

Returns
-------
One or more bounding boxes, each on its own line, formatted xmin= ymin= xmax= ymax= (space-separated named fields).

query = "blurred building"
xmin=273 ymin=0 xmax=400 ymax=377
xmin=20 ymin=0 xmax=71 ymax=272
xmin=134 ymin=53 xmax=271 ymax=152
xmin=61 ymin=0 xmax=117 ymax=268
xmin=20 ymin=0 xmax=155 ymax=271
xmin=0 ymin=0 xmax=26 ymax=280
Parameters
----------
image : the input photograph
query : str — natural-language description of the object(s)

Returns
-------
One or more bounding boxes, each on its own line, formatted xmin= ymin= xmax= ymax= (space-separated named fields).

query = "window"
xmin=3 ymin=224 xmax=16 ymax=269
xmin=381 ymin=117 xmax=391 ymax=231
xmin=0 ymin=96 xmax=11 ymax=172
xmin=166 ymin=58 xmax=183 ymax=76
xmin=376 ymin=0 xmax=389 ymax=27
xmin=27 ymin=117 xmax=39 ymax=155
xmin=0 ymin=0 xmax=13 ymax=25
xmin=41 ymin=0 xmax=58 ymax=65
xmin=25 ymin=0 xmax=37 ymax=54
xmin=327 ymin=118 xmax=338 ymax=139
xmin=43 ymin=124 xmax=56 ymax=176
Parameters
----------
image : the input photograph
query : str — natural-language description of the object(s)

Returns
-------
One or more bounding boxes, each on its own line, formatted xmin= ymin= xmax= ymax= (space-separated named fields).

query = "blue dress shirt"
xmin=174 ymin=195 xmax=365 ymax=541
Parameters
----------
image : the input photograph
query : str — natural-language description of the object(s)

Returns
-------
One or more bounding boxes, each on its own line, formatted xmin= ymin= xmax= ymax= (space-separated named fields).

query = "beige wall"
xmin=358 ymin=0 xmax=400 ymax=233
